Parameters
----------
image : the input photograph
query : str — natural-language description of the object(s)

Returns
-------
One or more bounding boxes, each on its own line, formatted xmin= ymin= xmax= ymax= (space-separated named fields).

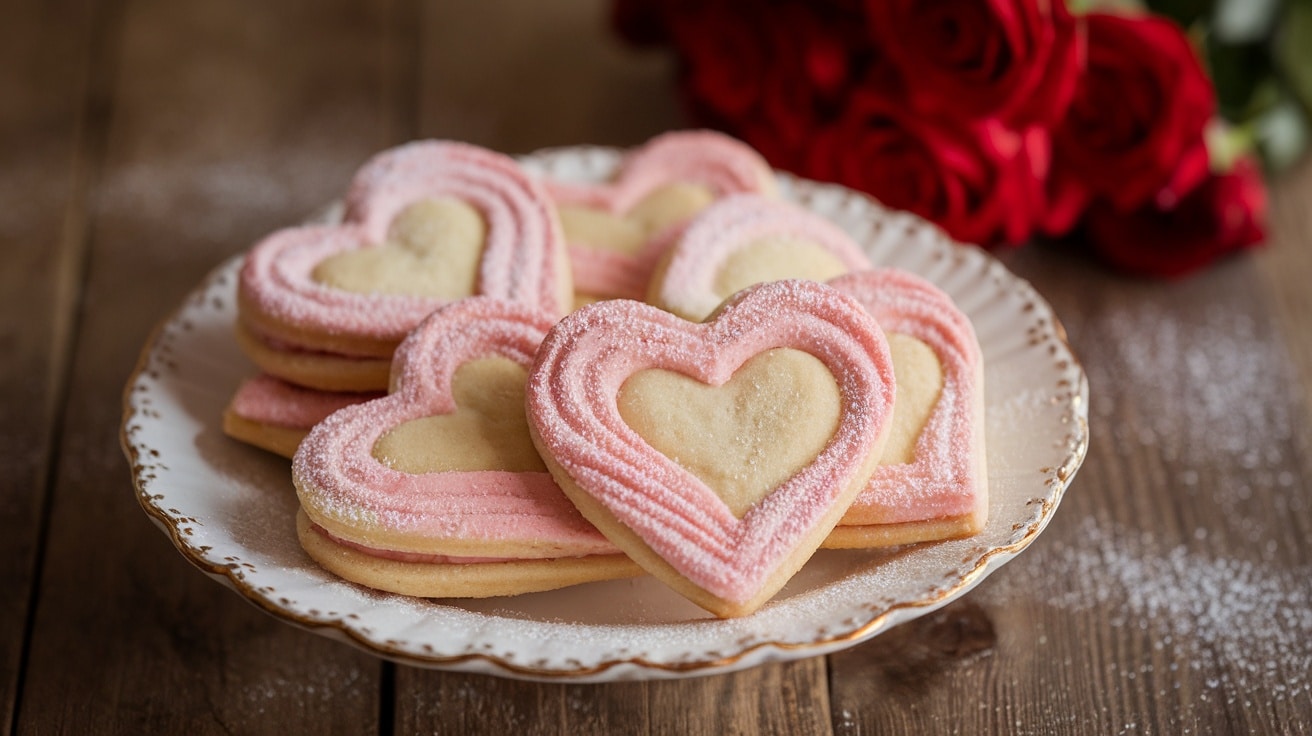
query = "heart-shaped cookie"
xmin=222 ymin=374 xmax=382 ymax=459
xmin=526 ymin=279 xmax=896 ymax=617
xmin=293 ymin=297 xmax=639 ymax=598
xmin=232 ymin=320 xmax=393 ymax=392
xmin=238 ymin=140 xmax=572 ymax=389
xmin=646 ymin=193 xmax=873 ymax=321
xmin=825 ymin=268 xmax=988 ymax=547
xmin=546 ymin=130 xmax=776 ymax=302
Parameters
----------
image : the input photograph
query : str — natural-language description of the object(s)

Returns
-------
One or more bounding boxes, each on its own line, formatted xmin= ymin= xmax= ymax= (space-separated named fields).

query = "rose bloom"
xmin=1083 ymin=156 xmax=1266 ymax=278
xmin=864 ymin=0 xmax=1081 ymax=128
xmin=805 ymin=93 xmax=1048 ymax=248
xmin=1045 ymin=12 xmax=1214 ymax=235
xmin=742 ymin=3 xmax=893 ymax=171
xmin=664 ymin=4 xmax=769 ymax=122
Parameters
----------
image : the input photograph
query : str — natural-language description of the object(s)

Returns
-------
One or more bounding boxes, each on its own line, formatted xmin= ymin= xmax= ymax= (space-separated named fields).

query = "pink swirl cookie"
xmin=222 ymin=374 xmax=382 ymax=458
xmin=238 ymin=140 xmax=572 ymax=390
xmin=826 ymin=268 xmax=989 ymax=547
xmin=646 ymin=193 xmax=873 ymax=321
xmin=526 ymin=280 xmax=896 ymax=618
xmin=547 ymin=130 xmax=775 ymax=302
xmin=293 ymin=297 xmax=638 ymax=598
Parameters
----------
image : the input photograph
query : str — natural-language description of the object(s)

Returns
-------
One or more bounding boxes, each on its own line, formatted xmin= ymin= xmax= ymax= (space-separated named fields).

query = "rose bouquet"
xmin=612 ymin=0 xmax=1288 ymax=277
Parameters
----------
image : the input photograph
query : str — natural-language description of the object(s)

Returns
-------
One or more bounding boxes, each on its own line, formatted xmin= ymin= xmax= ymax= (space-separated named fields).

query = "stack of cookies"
xmin=222 ymin=131 xmax=987 ymax=619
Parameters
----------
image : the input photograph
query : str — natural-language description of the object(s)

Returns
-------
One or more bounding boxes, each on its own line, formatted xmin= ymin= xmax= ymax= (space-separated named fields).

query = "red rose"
xmin=805 ymin=94 xmax=1048 ymax=248
xmin=864 ymin=0 xmax=1082 ymax=128
xmin=1083 ymin=156 xmax=1267 ymax=278
xmin=665 ymin=6 xmax=767 ymax=122
xmin=748 ymin=5 xmax=868 ymax=171
xmin=1045 ymin=12 xmax=1214 ymax=235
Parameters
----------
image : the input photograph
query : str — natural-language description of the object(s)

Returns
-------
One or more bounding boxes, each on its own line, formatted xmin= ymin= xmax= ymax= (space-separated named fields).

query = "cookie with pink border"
xmin=238 ymin=140 xmax=572 ymax=391
xmin=293 ymin=297 xmax=638 ymax=598
xmin=526 ymin=279 xmax=896 ymax=617
xmin=646 ymin=193 xmax=872 ymax=321
xmin=222 ymin=374 xmax=381 ymax=459
xmin=825 ymin=268 xmax=988 ymax=547
xmin=546 ymin=130 xmax=775 ymax=303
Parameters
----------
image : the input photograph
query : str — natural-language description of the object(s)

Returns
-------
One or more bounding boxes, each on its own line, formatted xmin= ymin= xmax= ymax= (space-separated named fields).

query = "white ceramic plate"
xmin=121 ymin=146 xmax=1088 ymax=682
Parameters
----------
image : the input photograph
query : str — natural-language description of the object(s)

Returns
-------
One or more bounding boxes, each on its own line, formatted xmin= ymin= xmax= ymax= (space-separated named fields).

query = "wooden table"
xmin=4 ymin=1 xmax=1310 ymax=733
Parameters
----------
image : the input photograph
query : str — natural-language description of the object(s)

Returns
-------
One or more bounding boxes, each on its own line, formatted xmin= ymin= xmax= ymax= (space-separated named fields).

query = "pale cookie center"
xmin=617 ymin=348 xmax=841 ymax=518
xmin=882 ymin=333 xmax=945 ymax=465
xmin=373 ymin=357 xmax=547 ymax=473
xmin=710 ymin=235 xmax=852 ymax=309
xmin=312 ymin=198 xmax=486 ymax=298
xmin=558 ymin=182 xmax=714 ymax=256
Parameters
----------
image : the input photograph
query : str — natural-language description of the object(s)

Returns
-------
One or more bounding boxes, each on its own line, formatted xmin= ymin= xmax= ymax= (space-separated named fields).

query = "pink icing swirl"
xmin=293 ymin=297 xmax=618 ymax=557
xmin=829 ymin=269 xmax=986 ymax=524
xmin=526 ymin=280 xmax=896 ymax=605
xmin=651 ymin=193 xmax=873 ymax=320
xmin=547 ymin=130 xmax=775 ymax=213
xmin=239 ymin=140 xmax=569 ymax=351
xmin=228 ymin=374 xmax=381 ymax=429
xmin=547 ymin=130 xmax=775 ymax=299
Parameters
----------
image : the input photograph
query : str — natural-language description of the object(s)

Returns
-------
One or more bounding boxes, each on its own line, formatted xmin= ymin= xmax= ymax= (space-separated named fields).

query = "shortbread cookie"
xmin=295 ymin=509 xmax=639 ymax=599
xmin=293 ymin=297 xmax=639 ymax=598
xmin=826 ymin=269 xmax=988 ymax=547
xmin=232 ymin=325 xmax=392 ymax=393
xmin=646 ymin=194 xmax=872 ymax=321
xmin=222 ymin=374 xmax=381 ymax=458
xmin=546 ymin=130 xmax=775 ymax=303
xmin=238 ymin=140 xmax=572 ymax=391
xmin=526 ymin=280 xmax=896 ymax=618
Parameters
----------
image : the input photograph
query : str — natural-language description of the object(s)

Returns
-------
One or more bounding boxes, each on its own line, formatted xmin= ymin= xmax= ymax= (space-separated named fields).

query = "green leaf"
xmin=1144 ymin=0 xmax=1216 ymax=26
xmin=1275 ymin=1 xmax=1312 ymax=110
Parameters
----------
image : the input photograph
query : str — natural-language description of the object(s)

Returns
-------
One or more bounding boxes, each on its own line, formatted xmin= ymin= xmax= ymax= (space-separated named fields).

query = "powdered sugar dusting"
xmin=1096 ymin=300 xmax=1291 ymax=459
xmin=1088 ymin=296 xmax=1307 ymax=534
xmin=979 ymin=516 xmax=1312 ymax=714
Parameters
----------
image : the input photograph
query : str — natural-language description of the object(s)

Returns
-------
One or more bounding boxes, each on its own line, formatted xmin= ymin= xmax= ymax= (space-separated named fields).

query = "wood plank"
xmin=0 ymin=0 xmax=98 ymax=729
xmin=395 ymin=659 xmax=831 ymax=735
xmin=829 ymin=242 xmax=1312 ymax=733
xmin=1256 ymin=157 xmax=1312 ymax=397
xmin=15 ymin=0 xmax=411 ymax=731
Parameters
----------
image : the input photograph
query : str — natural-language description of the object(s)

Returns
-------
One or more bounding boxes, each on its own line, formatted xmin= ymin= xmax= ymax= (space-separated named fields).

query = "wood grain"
xmin=1258 ymin=157 xmax=1312 ymax=398
xmin=0 ymin=0 xmax=99 ymax=729
xmin=828 ymin=247 xmax=1312 ymax=734
xmin=394 ymin=659 xmax=831 ymax=735
xmin=13 ymin=0 xmax=401 ymax=731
